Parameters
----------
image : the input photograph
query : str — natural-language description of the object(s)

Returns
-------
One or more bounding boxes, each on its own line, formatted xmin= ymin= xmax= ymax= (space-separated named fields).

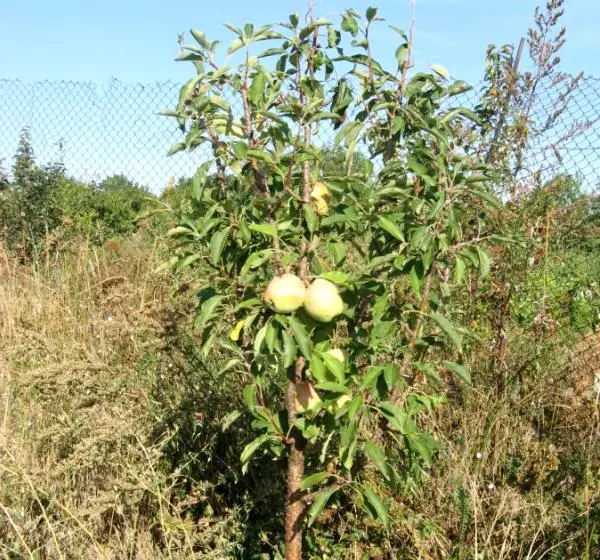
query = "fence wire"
xmin=515 ymin=75 xmax=600 ymax=192
xmin=0 ymin=76 xmax=599 ymax=193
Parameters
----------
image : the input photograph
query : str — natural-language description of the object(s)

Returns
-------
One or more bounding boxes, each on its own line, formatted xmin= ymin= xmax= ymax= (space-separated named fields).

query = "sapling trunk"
xmin=284 ymin=115 xmax=313 ymax=559
xmin=284 ymin=357 xmax=306 ymax=559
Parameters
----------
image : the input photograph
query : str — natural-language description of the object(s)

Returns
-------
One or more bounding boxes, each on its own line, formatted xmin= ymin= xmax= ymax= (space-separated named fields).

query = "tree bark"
xmin=284 ymin=357 xmax=306 ymax=559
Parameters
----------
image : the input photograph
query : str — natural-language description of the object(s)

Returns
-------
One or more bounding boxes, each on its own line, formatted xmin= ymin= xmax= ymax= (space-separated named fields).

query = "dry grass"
xmin=0 ymin=236 xmax=598 ymax=559
xmin=397 ymin=338 xmax=600 ymax=560
xmin=0 ymin=236 xmax=212 ymax=559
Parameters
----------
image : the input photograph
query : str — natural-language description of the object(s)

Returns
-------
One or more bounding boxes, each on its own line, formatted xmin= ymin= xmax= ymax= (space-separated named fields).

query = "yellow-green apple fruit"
xmin=263 ymin=273 xmax=306 ymax=313
xmin=313 ymin=196 xmax=329 ymax=216
xmin=294 ymin=382 xmax=321 ymax=413
xmin=304 ymin=278 xmax=344 ymax=323
xmin=325 ymin=348 xmax=346 ymax=363
xmin=310 ymin=181 xmax=331 ymax=201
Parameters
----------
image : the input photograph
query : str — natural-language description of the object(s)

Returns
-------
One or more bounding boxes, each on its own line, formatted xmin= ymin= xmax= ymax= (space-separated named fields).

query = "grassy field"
xmin=0 ymin=234 xmax=598 ymax=559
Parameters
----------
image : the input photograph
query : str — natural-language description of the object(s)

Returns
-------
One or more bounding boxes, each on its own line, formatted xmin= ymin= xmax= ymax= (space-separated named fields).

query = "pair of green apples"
xmin=263 ymin=274 xmax=344 ymax=323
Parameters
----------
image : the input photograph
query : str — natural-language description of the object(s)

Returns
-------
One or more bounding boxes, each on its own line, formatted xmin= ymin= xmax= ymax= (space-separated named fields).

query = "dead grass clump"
xmin=0 ymin=236 xmax=225 ymax=558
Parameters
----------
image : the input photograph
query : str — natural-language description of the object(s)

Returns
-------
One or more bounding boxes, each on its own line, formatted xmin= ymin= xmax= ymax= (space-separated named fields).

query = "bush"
xmin=0 ymin=129 xmax=159 ymax=253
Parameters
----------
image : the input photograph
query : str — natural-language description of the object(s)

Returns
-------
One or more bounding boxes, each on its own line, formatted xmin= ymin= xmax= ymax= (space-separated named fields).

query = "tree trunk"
xmin=284 ymin=358 xmax=306 ymax=559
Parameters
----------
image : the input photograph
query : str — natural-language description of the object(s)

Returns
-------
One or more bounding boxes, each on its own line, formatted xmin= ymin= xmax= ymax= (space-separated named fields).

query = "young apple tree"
xmin=166 ymin=6 xmax=497 ymax=558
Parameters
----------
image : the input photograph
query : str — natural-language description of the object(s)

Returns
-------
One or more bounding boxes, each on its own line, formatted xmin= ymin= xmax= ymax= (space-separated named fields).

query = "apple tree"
xmin=166 ymin=7 xmax=497 ymax=558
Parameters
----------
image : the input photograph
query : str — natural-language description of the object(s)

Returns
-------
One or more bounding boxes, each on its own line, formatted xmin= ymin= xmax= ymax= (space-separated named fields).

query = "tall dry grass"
xmin=0 ymin=235 xmax=209 ymax=559
xmin=0 ymin=235 xmax=598 ymax=559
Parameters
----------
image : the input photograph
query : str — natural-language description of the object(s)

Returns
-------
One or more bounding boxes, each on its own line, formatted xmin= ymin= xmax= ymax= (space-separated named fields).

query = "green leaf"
xmin=383 ymin=364 xmax=399 ymax=389
xmin=253 ymin=323 xmax=268 ymax=356
xmin=405 ymin=431 xmax=439 ymax=465
xmin=309 ymin=354 xmax=327 ymax=384
xmin=470 ymin=187 xmax=503 ymax=210
xmin=454 ymin=256 xmax=466 ymax=285
xmin=221 ymin=409 xmax=242 ymax=431
xmin=327 ymin=242 xmax=347 ymax=266
xmin=304 ymin=205 xmax=318 ymax=234
xmin=321 ymin=213 xmax=355 ymax=226
xmin=190 ymin=29 xmax=210 ymax=48
xmin=327 ymin=26 xmax=340 ymax=48
xmin=240 ymin=249 xmax=274 ymax=280
xmin=209 ymin=228 xmax=230 ymax=265
xmin=177 ymin=253 xmax=202 ymax=270
xmin=195 ymin=295 xmax=225 ymax=328
xmin=223 ymin=22 xmax=243 ymax=37
xmin=247 ymin=149 xmax=275 ymax=165
xmin=249 ymin=223 xmax=278 ymax=237
xmin=209 ymin=95 xmax=230 ymax=111
xmin=363 ymin=487 xmax=389 ymax=527
xmin=167 ymin=225 xmax=195 ymax=238
xmin=259 ymin=47 xmax=286 ymax=58
xmin=308 ymin=112 xmax=341 ymax=124
xmin=307 ymin=487 xmax=337 ymax=527
xmin=243 ymin=384 xmax=257 ymax=409
xmin=265 ymin=321 xmax=278 ymax=352
xmin=377 ymin=401 xmax=409 ymax=432
xmin=441 ymin=107 xmax=482 ymax=125
xmin=360 ymin=366 xmax=384 ymax=389
xmin=319 ymin=271 xmax=348 ymax=285
xmin=443 ymin=361 xmax=471 ymax=384
xmin=241 ymin=433 xmax=273 ymax=474
xmin=201 ymin=332 xmax=216 ymax=358
xmin=249 ymin=70 xmax=266 ymax=106
xmin=315 ymin=381 xmax=347 ymax=393
xmin=351 ymin=38 xmax=369 ymax=49
xmin=347 ymin=395 xmax=362 ymax=421
xmin=395 ymin=45 xmax=408 ymax=67
xmin=334 ymin=120 xmax=362 ymax=148
xmin=288 ymin=316 xmax=311 ymax=359
xmin=378 ymin=216 xmax=404 ymax=241
xmin=341 ymin=434 xmax=358 ymax=471
xmin=365 ymin=441 xmax=391 ymax=481
xmin=410 ymin=262 xmax=422 ymax=298
xmin=430 ymin=313 xmax=463 ymax=352
xmin=476 ymin=247 xmax=491 ymax=279
xmin=447 ymin=80 xmax=472 ymax=96
xmin=341 ymin=13 xmax=359 ymax=36
xmin=198 ymin=217 xmax=223 ymax=239
xmin=282 ymin=331 xmax=297 ymax=368
xmin=321 ymin=352 xmax=346 ymax=384
xmin=301 ymin=471 xmax=331 ymax=490
xmin=167 ymin=142 xmax=187 ymax=156
xmin=366 ymin=6 xmax=378 ymax=21
xmin=390 ymin=25 xmax=407 ymax=40
xmin=227 ymin=37 xmax=245 ymax=55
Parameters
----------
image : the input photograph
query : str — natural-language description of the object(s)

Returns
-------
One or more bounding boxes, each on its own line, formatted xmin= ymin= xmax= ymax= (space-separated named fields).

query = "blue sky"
xmin=1 ymin=1 xmax=599 ymax=193
xmin=1 ymin=0 xmax=599 ymax=84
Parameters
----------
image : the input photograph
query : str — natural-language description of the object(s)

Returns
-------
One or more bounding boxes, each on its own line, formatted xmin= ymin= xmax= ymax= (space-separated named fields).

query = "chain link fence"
xmin=514 ymin=75 xmax=600 ymax=192
xmin=1 ymin=76 xmax=599 ymax=193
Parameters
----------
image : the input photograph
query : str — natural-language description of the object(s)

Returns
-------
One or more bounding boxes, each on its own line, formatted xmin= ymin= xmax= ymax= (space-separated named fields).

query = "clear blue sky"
xmin=1 ymin=1 xmax=599 ymax=193
xmin=1 ymin=0 xmax=599 ymax=84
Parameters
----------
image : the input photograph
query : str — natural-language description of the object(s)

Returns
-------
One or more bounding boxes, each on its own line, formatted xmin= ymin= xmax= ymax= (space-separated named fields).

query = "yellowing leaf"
xmin=230 ymin=319 xmax=245 ymax=341
xmin=430 ymin=64 xmax=450 ymax=80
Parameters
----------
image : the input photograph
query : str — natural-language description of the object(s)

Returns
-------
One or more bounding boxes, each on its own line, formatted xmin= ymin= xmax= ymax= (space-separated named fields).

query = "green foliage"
xmin=0 ymin=128 xmax=62 ymax=256
xmin=0 ymin=130 xmax=158 ymax=252
xmin=166 ymin=6 xmax=498 ymax=550
xmin=93 ymin=175 xmax=153 ymax=237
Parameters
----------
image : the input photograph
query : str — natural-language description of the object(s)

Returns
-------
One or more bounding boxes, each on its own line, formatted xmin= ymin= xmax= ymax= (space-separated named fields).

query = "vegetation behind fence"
xmin=1 ymin=74 xmax=599 ymax=193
